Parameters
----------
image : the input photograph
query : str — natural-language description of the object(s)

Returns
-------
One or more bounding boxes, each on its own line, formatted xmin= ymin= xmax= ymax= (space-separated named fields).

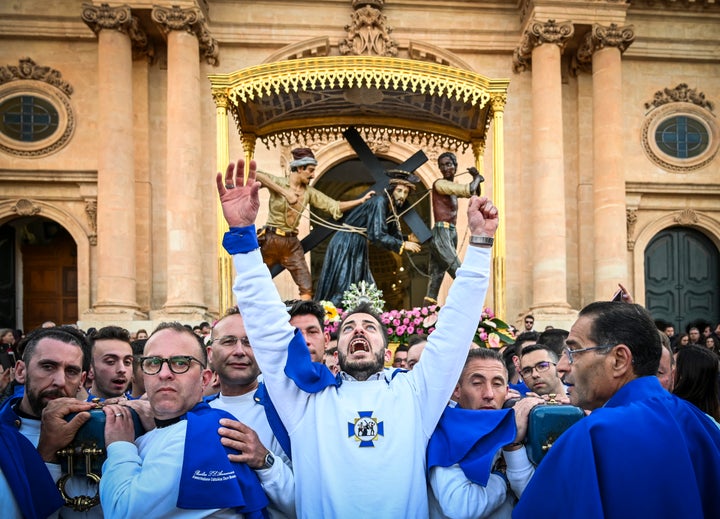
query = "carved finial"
xmin=339 ymin=0 xmax=397 ymax=56
xmin=0 ymin=57 xmax=73 ymax=96
xmin=644 ymin=83 xmax=714 ymax=112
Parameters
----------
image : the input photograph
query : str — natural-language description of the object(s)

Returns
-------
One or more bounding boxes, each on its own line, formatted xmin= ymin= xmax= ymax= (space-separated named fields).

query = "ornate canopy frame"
xmin=209 ymin=55 xmax=509 ymax=315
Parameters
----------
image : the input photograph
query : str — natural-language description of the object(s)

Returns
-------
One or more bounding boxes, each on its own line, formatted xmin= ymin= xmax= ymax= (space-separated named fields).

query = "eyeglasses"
xmin=138 ymin=355 xmax=206 ymax=375
xmin=563 ymin=344 xmax=615 ymax=365
xmin=208 ymin=335 xmax=251 ymax=348
xmin=520 ymin=361 xmax=556 ymax=378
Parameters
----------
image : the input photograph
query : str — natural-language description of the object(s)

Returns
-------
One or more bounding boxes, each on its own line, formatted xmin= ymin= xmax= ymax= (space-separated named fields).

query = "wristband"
xmin=469 ymin=235 xmax=494 ymax=248
xmin=222 ymin=225 xmax=259 ymax=254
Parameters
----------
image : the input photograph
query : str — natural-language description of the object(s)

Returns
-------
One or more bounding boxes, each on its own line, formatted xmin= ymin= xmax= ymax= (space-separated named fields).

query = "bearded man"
xmin=315 ymin=168 xmax=422 ymax=306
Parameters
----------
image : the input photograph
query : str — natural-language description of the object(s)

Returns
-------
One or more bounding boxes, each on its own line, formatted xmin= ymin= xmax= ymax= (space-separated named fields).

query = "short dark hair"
xmin=514 ymin=331 xmax=540 ymax=349
xmin=338 ymin=302 xmax=388 ymax=348
xmin=394 ymin=345 xmax=409 ymax=354
xmin=461 ymin=348 xmax=507 ymax=382
xmin=437 ymin=152 xmax=457 ymax=166
xmin=288 ymin=300 xmax=325 ymax=330
xmin=578 ymin=302 xmax=661 ymax=377
xmin=537 ymin=328 xmax=569 ymax=357
xmin=407 ymin=334 xmax=427 ymax=348
xmin=520 ymin=343 xmax=559 ymax=363
xmin=20 ymin=326 xmax=90 ymax=369
xmin=149 ymin=322 xmax=207 ymax=365
xmin=524 ymin=315 xmax=534 ymax=322
xmin=88 ymin=326 xmax=131 ymax=355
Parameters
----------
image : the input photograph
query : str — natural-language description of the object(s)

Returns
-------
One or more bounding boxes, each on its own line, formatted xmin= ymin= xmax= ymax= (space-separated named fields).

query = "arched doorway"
xmin=644 ymin=226 xmax=720 ymax=333
xmin=310 ymin=158 xmax=431 ymax=309
xmin=0 ymin=217 xmax=78 ymax=331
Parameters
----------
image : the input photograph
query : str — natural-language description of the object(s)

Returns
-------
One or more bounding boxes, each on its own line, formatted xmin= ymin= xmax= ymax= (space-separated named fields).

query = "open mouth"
xmin=348 ymin=337 xmax=371 ymax=355
xmin=111 ymin=378 xmax=127 ymax=386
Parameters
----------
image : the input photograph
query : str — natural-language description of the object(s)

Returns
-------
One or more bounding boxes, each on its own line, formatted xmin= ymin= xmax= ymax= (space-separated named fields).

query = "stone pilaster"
xmin=152 ymin=5 xmax=211 ymax=318
xmin=82 ymin=3 xmax=142 ymax=318
xmin=515 ymin=20 xmax=575 ymax=319
xmin=577 ymin=24 xmax=635 ymax=299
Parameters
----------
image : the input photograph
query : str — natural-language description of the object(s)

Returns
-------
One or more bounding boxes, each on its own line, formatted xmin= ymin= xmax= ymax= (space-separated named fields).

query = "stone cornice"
xmin=574 ymin=23 xmax=635 ymax=74
xmin=151 ymin=5 xmax=219 ymax=65
xmin=512 ymin=19 xmax=574 ymax=73
xmin=644 ymin=83 xmax=715 ymax=112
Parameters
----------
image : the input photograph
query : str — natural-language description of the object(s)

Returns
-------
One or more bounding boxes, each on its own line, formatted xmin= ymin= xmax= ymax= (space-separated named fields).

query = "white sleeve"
xmin=429 ymin=464 xmax=507 ymax=519
xmin=255 ymin=444 xmax=296 ymax=519
xmin=504 ymin=446 xmax=535 ymax=498
xmin=409 ymin=246 xmax=492 ymax=437
xmin=99 ymin=437 xmax=182 ymax=519
xmin=231 ymin=249 xmax=309 ymax=433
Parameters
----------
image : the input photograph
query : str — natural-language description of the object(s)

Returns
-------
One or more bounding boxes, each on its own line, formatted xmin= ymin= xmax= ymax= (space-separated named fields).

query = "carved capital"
xmin=490 ymin=93 xmax=507 ymax=113
xmin=12 ymin=199 xmax=41 ymax=216
xmin=82 ymin=3 xmax=132 ymax=34
xmin=644 ymin=83 xmax=715 ymax=112
xmin=674 ymin=209 xmax=699 ymax=225
xmin=339 ymin=2 xmax=397 ymax=57
xmin=212 ymin=90 xmax=228 ymax=109
xmin=0 ymin=57 xmax=73 ymax=96
xmin=151 ymin=5 xmax=219 ymax=65
xmin=574 ymin=23 xmax=635 ymax=74
xmin=512 ymin=20 xmax=574 ymax=73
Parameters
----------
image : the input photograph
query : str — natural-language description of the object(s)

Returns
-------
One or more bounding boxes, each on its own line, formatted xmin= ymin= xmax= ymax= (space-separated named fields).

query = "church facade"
xmin=0 ymin=0 xmax=718 ymax=333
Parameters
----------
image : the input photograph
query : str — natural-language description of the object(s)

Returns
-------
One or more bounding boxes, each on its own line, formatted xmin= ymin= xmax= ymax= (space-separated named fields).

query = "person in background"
xmin=656 ymin=332 xmax=675 ymax=392
xmin=673 ymin=345 xmax=720 ymax=426
xmin=392 ymin=345 xmax=409 ymax=369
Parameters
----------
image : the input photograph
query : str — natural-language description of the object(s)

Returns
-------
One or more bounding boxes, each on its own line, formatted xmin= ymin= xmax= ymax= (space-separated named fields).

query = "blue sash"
xmin=284 ymin=330 xmax=340 ymax=392
xmin=254 ymin=382 xmax=292 ymax=459
xmin=178 ymin=402 xmax=268 ymax=518
xmin=0 ymin=397 xmax=65 ymax=519
xmin=427 ymin=405 xmax=517 ymax=486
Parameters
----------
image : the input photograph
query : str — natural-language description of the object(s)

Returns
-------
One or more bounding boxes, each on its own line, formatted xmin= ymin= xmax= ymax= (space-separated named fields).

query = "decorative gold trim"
xmin=210 ymin=56 xmax=508 ymax=151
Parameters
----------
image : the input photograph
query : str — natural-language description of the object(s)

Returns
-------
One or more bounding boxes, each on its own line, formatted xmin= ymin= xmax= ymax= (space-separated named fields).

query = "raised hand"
xmin=467 ymin=196 xmax=499 ymax=237
xmin=216 ymin=159 xmax=262 ymax=228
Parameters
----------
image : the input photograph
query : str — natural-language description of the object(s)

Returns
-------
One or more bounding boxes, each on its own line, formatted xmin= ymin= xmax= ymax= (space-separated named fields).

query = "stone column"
xmin=577 ymin=24 xmax=635 ymax=300
xmin=82 ymin=4 xmax=142 ymax=317
xmin=152 ymin=6 xmax=218 ymax=318
xmin=513 ymin=20 xmax=575 ymax=324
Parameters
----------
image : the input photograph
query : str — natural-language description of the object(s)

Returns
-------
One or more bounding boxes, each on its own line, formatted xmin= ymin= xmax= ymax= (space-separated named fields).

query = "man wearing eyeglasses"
xmin=517 ymin=344 xmax=565 ymax=397
xmin=206 ymin=308 xmax=296 ymax=519
xmin=514 ymin=302 xmax=720 ymax=519
xmin=100 ymin=322 xmax=268 ymax=518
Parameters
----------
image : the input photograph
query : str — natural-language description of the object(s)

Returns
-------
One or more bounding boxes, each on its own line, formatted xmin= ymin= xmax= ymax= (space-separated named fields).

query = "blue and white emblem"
xmin=348 ymin=411 xmax=384 ymax=447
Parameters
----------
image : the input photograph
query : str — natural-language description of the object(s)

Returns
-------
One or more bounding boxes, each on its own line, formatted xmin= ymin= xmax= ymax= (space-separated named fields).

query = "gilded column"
xmin=577 ymin=24 xmax=635 ymax=300
xmin=82 ymin=3 xmax=141 ymax=316
xmin=213 ymin=89 xmax=233 ymax=314
xmin=513 ymin=20 xmax=574 ymax=318
xmin=153 ymin=6 xmax=218 ymax=317
xmin=490 ymin=94 xmax=507 ymax=319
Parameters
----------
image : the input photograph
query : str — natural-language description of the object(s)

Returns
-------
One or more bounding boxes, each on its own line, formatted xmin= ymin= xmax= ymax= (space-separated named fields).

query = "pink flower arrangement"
xmin=380 ymin=305 xmax=439 ymax=344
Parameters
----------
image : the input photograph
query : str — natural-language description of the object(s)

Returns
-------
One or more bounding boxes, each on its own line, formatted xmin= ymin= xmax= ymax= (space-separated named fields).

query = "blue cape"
xmin=0 ymin=397 xmax=64 ymax=519
xmin=178 ymin=402 xmax=268 ymax=518
xmin=427 ymin=405 xmax=517 ymax=486
xmin=513 ymin=376 xmax=720 ymax=518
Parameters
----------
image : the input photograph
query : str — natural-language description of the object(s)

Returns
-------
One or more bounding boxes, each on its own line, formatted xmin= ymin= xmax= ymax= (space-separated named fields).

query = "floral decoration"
xmin=473 ymin=307 xmax=515 ymax=348
xmin=341 ymin=281 xmax=385 ymax=314
xmin=320 ymin=300 xmax=342 ymax=335
xmin=380 ymin=304 xmax=440 ymax=344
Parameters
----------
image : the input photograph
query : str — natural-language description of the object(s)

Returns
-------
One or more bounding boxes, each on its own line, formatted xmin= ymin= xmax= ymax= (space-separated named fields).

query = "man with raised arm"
xmin=216 ymin=158 xmax=498 ymax=518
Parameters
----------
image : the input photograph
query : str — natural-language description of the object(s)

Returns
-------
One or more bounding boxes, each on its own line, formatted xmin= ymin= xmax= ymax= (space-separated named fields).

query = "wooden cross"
xmin=270 ymin=126 xmax=432 ymax=277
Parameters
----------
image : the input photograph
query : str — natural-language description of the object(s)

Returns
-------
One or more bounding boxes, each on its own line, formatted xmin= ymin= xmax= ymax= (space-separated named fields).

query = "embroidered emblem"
xmin=348 ymin=411 xmax=384 ymax=447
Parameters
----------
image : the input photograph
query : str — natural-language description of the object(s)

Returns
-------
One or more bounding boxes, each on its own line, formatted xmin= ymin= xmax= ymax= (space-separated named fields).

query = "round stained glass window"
xmin=0 ymin=95 xmax=60 ymax=142
xmin=642 ymin=102 xmax=718 ymax=173
xmin=655 ymin=115 xmax=709 ymax=159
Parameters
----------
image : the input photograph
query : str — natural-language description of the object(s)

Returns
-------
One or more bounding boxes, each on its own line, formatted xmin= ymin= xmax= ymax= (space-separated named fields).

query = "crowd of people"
xmin=0 ymin=158 xmax=719 ymax=519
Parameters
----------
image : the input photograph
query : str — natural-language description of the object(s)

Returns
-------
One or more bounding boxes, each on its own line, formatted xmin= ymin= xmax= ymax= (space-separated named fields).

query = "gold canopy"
xmin=209 ymin=55 xmax=509 ymax=315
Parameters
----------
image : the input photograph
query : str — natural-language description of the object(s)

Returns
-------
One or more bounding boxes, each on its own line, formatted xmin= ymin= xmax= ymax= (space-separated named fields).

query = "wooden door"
xmin=21 ymin=222 xmax=77 ymax=330
xmin=645 ymin=227 xmax=720 ymax=333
